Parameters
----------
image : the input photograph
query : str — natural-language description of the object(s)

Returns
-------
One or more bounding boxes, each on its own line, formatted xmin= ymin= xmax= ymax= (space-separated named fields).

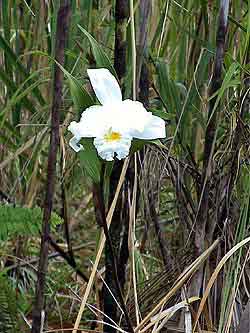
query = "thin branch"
xmin=48 ymin=236 xmax=89 ymax=283
xmin=5 ymin=244 xmax=89 ymax=273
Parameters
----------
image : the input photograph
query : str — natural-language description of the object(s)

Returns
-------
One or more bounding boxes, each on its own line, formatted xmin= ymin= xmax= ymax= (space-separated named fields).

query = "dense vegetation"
xmin=1 ymin=0 xmax=250 ymax=332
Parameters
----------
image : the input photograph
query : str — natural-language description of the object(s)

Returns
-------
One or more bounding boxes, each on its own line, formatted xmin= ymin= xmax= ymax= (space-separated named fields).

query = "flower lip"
xmin=68 ymin=68 xmax=166 ymax=161
xmin=104 ymin=128 xmax=122 ymax=142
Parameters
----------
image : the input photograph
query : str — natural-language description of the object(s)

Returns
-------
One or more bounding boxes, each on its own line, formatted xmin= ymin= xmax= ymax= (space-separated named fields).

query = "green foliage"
xmin=78 ymin=138 xmax=102 ymax=183
xmin=218 ymin=167 xmax=250 ymax=332
xmin=54 ymin=59 xmax=94 ymax=114
xmin=0 ymin=276 xmax=18 ymax=333
xmin=78 ymin=25 xmax=117 ymax=77
xmin=0 ymin=205 xmax=63 ymax=241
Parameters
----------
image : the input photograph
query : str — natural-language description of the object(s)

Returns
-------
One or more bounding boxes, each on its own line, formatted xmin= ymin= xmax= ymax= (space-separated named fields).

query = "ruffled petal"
xmin=93 ymin=135 xmax=132 ymax=161
xmin=79 ymin=105 xmax=110 ymax=136
xmin=68 ymin=105 xmax=110 ymax=139
xmin=132 ymin=115 xmax=166 ymax=140
xmin=119 ymin=99 xmax=153 ymax=133
xmin=87 ymin=68 xmax=122 ymax=105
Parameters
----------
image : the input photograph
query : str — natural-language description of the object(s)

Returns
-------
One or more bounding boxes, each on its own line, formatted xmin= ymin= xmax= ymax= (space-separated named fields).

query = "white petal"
xmin=93 ymin=135 xmax=132 ymax=161
xmin=87 ymin=68 xmax=122 ymax=105
xmin=69 ymin=136 xmax=84 ymax=152
xmin=132 ymin=115 xmax=166 ymax=140
xmin=79 ymin=105 xmax=110 ymax=136
xmin=68 ymin=106 xmax=109 ymax=139
xmin=120 ymin=99 xmax=153 ymax=133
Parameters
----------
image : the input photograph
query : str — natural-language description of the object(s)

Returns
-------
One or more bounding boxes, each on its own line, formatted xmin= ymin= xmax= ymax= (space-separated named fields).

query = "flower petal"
xmin=120 ymin=99 xmax=153 ymax=133
xmin=132 ymin=115 xmax=166 ymax=140
xmin=87 ymin=68 xmax=122 ymax=105
xmin=93 ymin=135 xmax=132 ymax=161
xmin=79 ymin=105 xmax=109 ymax=136
xmin=68 ymin=105 xmax=110 ymax=139
xmin=69 ymin=136 xmax=84 ymax=152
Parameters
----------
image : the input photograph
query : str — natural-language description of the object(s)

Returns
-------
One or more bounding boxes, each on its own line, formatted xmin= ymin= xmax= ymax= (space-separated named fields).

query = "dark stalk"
xmin=137 ymin=0 xmax=151 ymax=96
xmin=31 ymin=2 xmax=71 ymax=332
xmin=114 ymin=0 xmax=129 ymax=84
xmin=193 ymin=0 xmax=229 ymax=295
xmin=59 ymin=176 xmax=88 ymax=282
xmin=102 ymin=1 xmax=129 ymax=332
xmin=202 ymin=0 xmax=230 ymax=174
xmin=92 ymin=183 xmax=134 ymax=333
xmin=60 ymin=152 xmax=74 ymax=260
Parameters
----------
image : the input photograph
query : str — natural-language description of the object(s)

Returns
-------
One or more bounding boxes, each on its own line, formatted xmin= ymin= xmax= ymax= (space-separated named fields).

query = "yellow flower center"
xmin=104 ymin=128 xmax=121 ymax=142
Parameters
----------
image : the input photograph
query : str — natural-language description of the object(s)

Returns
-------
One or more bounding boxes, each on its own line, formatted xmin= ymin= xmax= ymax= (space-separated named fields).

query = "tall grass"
xmin=0 ymin=1 xmax=250 ymax=332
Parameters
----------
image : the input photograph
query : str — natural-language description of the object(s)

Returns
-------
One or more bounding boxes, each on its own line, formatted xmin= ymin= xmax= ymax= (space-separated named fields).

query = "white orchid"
xmin=68 ymin=68 xmax=166 ymax=161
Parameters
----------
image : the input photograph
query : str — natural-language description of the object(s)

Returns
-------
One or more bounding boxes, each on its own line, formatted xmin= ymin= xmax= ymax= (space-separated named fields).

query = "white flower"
xmin=68 ymin=68 xmax=166 ymax=161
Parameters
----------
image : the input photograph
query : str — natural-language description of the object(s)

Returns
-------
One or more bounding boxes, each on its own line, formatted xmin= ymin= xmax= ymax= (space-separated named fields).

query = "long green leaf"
xmin=77 ymin=24 xmax=117 ymax=77
xmin=0 ymin=34 xmax=45 ymax=106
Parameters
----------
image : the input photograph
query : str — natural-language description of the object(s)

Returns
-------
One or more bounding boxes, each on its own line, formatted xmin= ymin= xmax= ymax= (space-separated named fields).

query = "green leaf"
xmin=25 ymin=51 xmax=94 ymax=113
xmin=77 ymin=24 xmax=117 ymax=77
xmin=54 ymin=60 xmax=94 ymax=112
xmin=207 ymin=62 xmax=240 ymax=125
xmin=0 ymin=72 xmax=49 ymax=127
xmin=150 ymin=108 xmax=174 ymax=121
xmin=78 ymin=139 xmax=102 ymax=183
xmin=155 ymin=61 xmax=182 ymax=115
xmin=130 ymin=139 xmax=146 ymax=154
xmin=103 ymin=161 xmax=114 ymax=204
xmin=0 ymin=34 xmax=45 ymax=106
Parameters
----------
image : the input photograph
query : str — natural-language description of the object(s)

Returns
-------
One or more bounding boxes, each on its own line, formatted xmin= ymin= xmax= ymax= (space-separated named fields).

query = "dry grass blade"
xmin=193 ymin=236 xmax=250 ymax=331
xmin=135 ymin=239 xmax=220 ymax=332
xmin=129 ymin=154 xmax=140 ymax=326
xmin=140 ymin=297 xmax=199 ymax=333
xmin=0 ymin=127 xmax=48 ymax=170
xmin=184 ymin=305 xmax=192 ymax=333
xmin=151 ymin=297 xmax=199 ymax=323
xmin=224 ymin=248 xmax=250 ymax=333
